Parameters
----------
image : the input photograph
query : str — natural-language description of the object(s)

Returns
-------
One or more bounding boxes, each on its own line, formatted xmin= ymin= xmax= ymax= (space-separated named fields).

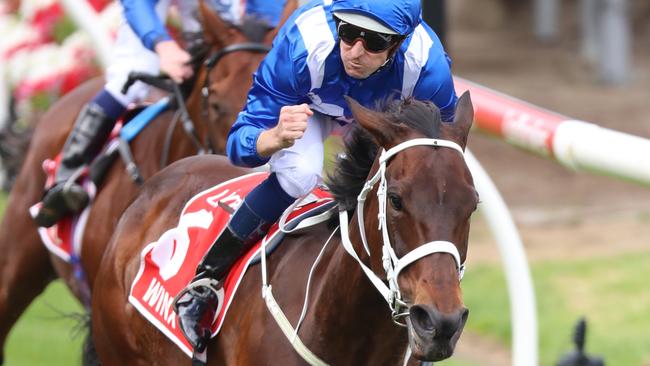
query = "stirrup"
xmin=40 ymin=166 xmax=89 ymax=212
xmin=61 ymin=186 xmax=90 ymax=213
xmin=32 ymin=200 xmax=67 ymax=228
xmin=172 ymin=277 xmax=224 ymax=314
xmin=59 ymin=167 xmax=88 ymax=207
xmin=173 ymin=277 xmax=225 ymax=353
xmin=192 ymin=349 xmax=207 ymax=366
xmin=33 ymin=180 xmax=87 ymax=228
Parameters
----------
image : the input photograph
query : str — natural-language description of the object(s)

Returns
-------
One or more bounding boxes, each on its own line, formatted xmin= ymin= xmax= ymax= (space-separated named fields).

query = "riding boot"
xmin=33 ymin=103 xmax=116 ymax=227
xmin=174 ymin=222 xmax=270 ymax=353
xmin=174 ymin=173 xmax=296 ymax=352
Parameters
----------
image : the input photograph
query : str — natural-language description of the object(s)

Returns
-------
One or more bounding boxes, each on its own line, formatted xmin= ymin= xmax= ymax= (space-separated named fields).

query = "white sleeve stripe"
xmin=296 ymin=6 xmax=336 ymax=90
xmin=402 ymin=25 xmax=433 ymax=98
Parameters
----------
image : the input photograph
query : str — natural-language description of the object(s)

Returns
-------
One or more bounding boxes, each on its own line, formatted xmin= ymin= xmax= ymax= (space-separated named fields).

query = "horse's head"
xmin=192 ymin=0 xmax=298 ymax=152
xmin=340 ymin=93 xmax=477 ymax=361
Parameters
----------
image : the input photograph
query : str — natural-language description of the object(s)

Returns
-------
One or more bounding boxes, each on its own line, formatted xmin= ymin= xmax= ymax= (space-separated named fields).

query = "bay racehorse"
xmin=91 ymin=92 xmax=477 ymax=365
xmin=0 ymin=1 xmax=298 ymax=363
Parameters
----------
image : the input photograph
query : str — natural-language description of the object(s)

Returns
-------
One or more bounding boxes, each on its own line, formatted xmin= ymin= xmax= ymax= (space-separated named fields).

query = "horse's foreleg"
xmin=0 ymin=194 xmax=55 ymax=362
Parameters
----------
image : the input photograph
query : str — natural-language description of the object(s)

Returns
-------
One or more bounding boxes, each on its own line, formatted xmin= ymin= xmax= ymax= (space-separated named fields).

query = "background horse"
xmin=0 ymin=1 xmax=298 ymax=362
xmin=91 ymin=93 xmax=477 ymax=365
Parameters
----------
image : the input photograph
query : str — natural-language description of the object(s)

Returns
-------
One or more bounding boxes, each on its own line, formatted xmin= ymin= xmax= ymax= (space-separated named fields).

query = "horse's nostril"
xmin=410 ymin=305 xmax=435 ymax=332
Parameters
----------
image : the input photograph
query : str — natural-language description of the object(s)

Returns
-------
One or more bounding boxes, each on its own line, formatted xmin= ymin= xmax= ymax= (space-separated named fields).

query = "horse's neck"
xmin=304 ymin=222 xmax=407 ymax=364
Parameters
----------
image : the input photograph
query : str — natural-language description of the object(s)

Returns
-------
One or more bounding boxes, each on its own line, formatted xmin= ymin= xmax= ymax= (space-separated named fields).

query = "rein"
xmin=260 ymin=137 xmax=468 ymax=366
xmin=117 ymin=42 xmax=271 ymax=173
xmin=200 ymin=42 xmax=272 ymax=151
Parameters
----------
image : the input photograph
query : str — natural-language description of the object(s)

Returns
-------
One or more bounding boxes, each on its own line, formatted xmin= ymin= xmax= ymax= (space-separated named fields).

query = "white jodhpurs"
xmin=104 ymin=0 xmax=171 ymax=107
xmin=104 ymin=23 xmax=160 ymax=106
xmin=269 ymin=113 xmax=346 ymax=198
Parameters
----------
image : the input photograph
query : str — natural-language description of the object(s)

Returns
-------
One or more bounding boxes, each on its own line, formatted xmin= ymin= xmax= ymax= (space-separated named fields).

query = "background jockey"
xmin=33 ymin=0 xmax=287 ymax=228
xmin=174 ymin=0 xmax=459 ymax=353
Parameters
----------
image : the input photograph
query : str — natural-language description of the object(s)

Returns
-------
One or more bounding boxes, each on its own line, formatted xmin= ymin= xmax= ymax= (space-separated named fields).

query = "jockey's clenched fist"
xmin=257 ymin=104 xmax=313 ymax=157
xmin=276 ymin=104 xmax=313 ymax=146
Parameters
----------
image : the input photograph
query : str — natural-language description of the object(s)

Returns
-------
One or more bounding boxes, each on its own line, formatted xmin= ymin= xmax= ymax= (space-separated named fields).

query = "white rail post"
xmin=534 ymin=0 xmax=558 ymax=41
xmin=0 ymin=61 xmax=7 ymax=189
xmin=580 ymin=0 xmax=599 ymax=64
xmin=0 ymin=61 xmax=7 ymax=127
xmin=598 ymin=0 xmax=630 ymax=85
xmin=465 ymin=150 xmax=539 ymax=366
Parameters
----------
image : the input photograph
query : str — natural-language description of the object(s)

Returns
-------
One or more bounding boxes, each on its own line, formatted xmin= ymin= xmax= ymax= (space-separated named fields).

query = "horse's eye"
xmin=388 ymin=192 xmax=402 ymax=210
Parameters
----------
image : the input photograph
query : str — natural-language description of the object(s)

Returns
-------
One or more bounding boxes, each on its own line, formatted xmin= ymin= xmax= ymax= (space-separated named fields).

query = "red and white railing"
xmin=456 ymin=76 xmax=650 ymax=366
xmin=456 ymin=77 xmax=650 ymax=186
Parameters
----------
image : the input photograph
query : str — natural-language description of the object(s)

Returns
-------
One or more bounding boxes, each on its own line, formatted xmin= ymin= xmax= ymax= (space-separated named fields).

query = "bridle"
xmin=339 ymin=137 xmax=467 ymax=326
xmin=199 ymin=42 xmax=272 ymax=151
xmin=258 ymin=137 xmax=470 ymax=366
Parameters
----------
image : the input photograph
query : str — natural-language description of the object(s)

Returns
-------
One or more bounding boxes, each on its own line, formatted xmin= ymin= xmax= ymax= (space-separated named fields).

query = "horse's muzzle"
xmin=406 ymin=305 xmax=469 ymax=361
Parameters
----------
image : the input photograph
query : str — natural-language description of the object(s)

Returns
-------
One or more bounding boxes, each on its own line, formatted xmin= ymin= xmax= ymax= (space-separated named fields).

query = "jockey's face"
xmin=339 ymin=39 xmax=391 ymax=79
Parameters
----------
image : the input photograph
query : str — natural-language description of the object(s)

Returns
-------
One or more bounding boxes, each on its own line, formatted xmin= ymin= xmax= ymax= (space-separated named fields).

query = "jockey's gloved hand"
xmin=155 ymin=40 xmax=194 ymax=84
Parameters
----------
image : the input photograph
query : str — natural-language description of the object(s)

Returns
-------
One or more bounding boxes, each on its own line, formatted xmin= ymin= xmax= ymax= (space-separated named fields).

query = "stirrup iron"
xmin=172 ymin=277 xmax=223 ymax=313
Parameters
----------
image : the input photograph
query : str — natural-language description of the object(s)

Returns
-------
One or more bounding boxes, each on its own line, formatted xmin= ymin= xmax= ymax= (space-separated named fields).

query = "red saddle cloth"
xmin=128 ymin=172 xmax=334 ymax=357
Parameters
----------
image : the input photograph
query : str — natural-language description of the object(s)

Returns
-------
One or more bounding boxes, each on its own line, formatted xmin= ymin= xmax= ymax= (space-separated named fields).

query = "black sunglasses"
xmin=336 ymin=21 xmax=400 ymax=53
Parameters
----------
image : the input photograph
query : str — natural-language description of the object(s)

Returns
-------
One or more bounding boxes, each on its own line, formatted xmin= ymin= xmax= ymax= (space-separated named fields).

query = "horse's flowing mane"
xmin=327 ymin=98 xmax=444 ymax=211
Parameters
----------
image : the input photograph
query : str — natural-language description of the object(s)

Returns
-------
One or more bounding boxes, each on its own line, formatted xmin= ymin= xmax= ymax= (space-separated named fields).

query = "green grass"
xmin=0 ymin=192 xmax=85 ymax=365
xmin=461 ymin=253 xmax=650 ymax=365
xmin=2 ymin=284 xmax=476 ymax=366
xmin=4 ymin=281 xmax=84 ymax=366
xmin=3 ymin=284 xmax=475 ymax=366
xmin=0 ymin=193 xmax=6 ymax=213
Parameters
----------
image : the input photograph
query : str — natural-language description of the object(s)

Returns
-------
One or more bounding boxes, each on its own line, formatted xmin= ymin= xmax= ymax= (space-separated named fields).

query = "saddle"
xmin=128 ymin=172 xmax=336 ymax=358
xmin=30 ymin=71 xmax=199 ymax=231
xmin=29 ymin=100 xmax=169 ymax=263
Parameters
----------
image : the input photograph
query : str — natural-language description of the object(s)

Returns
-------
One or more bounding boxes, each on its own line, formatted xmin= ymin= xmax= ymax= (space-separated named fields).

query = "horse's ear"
xmin=264 ymin=0 xmax=299 ymax=44
xmin=346 ymin=96 xmax=394 ymax=147
xmin=449 ymin=91 xmax=474 ymax=149
xmin=199 ymin=0 xmax=230 ymax=48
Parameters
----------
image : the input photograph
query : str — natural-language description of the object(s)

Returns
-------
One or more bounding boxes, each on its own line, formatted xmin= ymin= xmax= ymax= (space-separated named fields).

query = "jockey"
xmin=32 ymin=0 xmax=287 ymax=227
xmin=174 ymin=0 xmax=458 ymax=353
